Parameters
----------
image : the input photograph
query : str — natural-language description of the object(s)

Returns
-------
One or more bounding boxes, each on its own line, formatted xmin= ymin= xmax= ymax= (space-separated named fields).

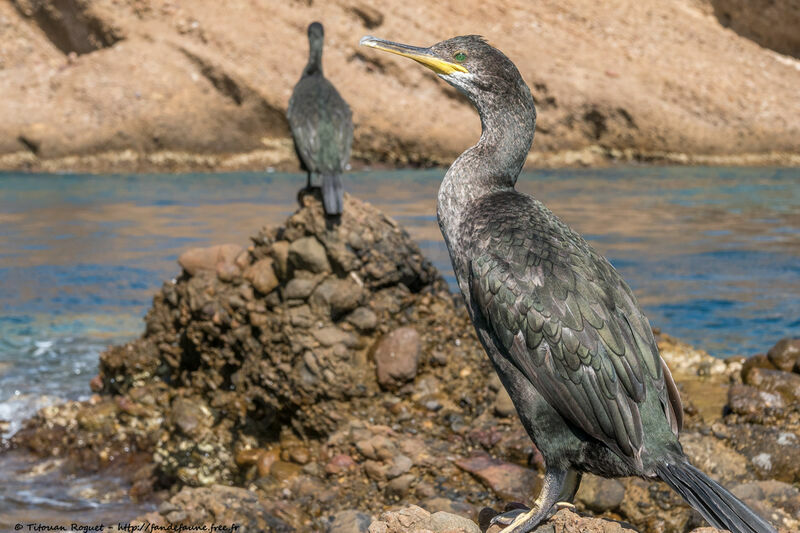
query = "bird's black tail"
xmin=656 ymin=459 xmax=776 ymax=533
xmin=322 ymin=174 xmax=343 ymax=215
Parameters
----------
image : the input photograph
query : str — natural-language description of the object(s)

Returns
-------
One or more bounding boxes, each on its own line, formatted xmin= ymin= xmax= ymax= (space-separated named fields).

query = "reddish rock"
xmin=89 ymin=374 xmax=104 ymax=393
xmin=374 ymin=327 xmax=421 ymax=390
xmin=178 ymin=244 xmax=243 ymax=277
xmin=455 ymin=453 xmax=542 ymax=502
xmin=326 ymin=454 xmax=356 ymax=475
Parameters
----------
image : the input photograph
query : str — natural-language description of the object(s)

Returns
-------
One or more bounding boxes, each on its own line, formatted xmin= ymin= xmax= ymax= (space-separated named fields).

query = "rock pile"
xmin=723 ymin=338 xmax=800 ymax=485
xmin=9 ymin=193 xmax=800 ymax=532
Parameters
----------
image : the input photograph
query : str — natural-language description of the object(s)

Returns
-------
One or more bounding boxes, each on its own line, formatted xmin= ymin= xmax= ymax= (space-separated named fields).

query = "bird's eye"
xmin=454 ymin=52 xmax=467 ymax=62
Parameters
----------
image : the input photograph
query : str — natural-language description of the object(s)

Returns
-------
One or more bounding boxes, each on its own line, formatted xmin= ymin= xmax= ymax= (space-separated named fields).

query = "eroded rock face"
xmin=1 ymin=0 xmax=799 ymax=172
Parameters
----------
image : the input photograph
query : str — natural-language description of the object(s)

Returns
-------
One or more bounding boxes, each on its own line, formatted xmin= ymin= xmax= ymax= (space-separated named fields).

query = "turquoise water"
xmin=0 ymin=167 xmax=798 ymax=434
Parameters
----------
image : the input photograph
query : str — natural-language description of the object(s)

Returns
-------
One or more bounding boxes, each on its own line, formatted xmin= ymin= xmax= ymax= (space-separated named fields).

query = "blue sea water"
xmin=0 ymin=166 xmax=798 ymax=433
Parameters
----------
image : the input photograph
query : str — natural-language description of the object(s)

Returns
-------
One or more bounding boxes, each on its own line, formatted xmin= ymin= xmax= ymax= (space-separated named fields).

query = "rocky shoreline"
xmin=5 ymin=192 xmax=800 ymax=532
xmin=2 ymin=146 xmax=799 ymax=176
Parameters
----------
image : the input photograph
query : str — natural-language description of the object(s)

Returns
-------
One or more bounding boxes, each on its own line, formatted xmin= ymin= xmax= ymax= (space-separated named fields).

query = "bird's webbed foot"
xmin=488 ymin=504 xmax=530 ymax=527
xmin=494 ymin=504 xmax=556 ymax=533
xmin=493 ymin=468 xmax=570 ymax=533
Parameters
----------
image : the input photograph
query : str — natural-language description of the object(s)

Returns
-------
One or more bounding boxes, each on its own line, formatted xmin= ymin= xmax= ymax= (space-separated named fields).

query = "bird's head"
xmin=359 ymin=35 xmax=530 ymax=111
xmin=308 ymin=22 xmax=324 ymax=45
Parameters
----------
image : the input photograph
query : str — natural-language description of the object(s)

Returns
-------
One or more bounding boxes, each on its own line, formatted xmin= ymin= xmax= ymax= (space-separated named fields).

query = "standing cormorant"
xmin=288 ymin=22 xmax=353 ymax=216
xmin=360 ymin=35 xmax=776 ymax=533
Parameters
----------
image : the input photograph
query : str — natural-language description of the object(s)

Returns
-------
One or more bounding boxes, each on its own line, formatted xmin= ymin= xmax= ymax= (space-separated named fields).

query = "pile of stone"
xmin=723 ymin=339 xmax=800 ymax=484
xmin=10 ymin=193 xmax=800 ymax=533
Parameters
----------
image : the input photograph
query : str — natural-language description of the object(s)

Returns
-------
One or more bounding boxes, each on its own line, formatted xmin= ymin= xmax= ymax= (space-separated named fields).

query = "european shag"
xmin=288 ymin=22 xmax=354 ymax=216
xmin=360 ymin=35 xmax=776 ymax=533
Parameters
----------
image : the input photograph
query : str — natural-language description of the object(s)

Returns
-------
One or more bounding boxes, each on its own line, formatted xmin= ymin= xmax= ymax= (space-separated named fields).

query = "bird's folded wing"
xmin=324 ymin=89 xmax=354 ymax=165
xmin=469 ymin=225 xmax=678 ymax=462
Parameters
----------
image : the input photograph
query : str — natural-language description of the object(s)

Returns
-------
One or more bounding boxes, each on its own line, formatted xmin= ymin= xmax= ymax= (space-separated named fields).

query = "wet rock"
xmin=244 ymin=257 xmax=279 ymax=294
xmin=744 ymin=367 xmax=800 ymax=404
xmin=374 ymin=327 xmax=421 ymax=390
xmin=455 ymin=453 xmax=542 ymax=502
xmin=178 ymin=244 xmax=243 ymax=277
xmin=767 ymin=338 xmax=800 ymax=373
xmin=329 ymin=509 xmax=372 ymax=533
xmin=576 ymin=474 xmax=626 ymax=513
xmin=289 ymin=236 xmax=330 ymax=274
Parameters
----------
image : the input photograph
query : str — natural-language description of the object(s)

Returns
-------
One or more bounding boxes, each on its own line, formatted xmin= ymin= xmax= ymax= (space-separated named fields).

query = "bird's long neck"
xmin=437 ymin=82 xmax=536 ymax=275
xmin=304 ymin=39 xmax=323 ymax=76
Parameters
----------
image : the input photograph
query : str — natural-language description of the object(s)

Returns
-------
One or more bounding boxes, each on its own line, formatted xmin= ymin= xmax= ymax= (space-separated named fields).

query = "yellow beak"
xmin=359 ymin=36 xmax=468 ymax=75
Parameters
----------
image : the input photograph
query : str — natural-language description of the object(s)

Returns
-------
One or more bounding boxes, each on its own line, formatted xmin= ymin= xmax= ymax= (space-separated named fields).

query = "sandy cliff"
xmin=1 ymin=0 xmax=799 ymax=172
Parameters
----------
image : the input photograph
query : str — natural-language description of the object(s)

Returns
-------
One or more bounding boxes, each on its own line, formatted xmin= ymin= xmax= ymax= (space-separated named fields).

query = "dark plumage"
xmin=288 ymin=22 xmax=353 ymax=215
xmin=361 ymin=34 xmax=776 ymax=533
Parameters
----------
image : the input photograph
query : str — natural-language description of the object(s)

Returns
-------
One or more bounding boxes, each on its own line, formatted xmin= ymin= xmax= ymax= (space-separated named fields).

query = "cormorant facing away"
xmin=288 ymin=22 xmax=353 ymax=216
xmin=360 ymin=35 xmax=776 ymax=533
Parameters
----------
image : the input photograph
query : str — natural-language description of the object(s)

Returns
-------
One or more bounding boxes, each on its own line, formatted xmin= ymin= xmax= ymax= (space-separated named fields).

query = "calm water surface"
xmin=0 ymin=166 xmax=798 ymax=520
